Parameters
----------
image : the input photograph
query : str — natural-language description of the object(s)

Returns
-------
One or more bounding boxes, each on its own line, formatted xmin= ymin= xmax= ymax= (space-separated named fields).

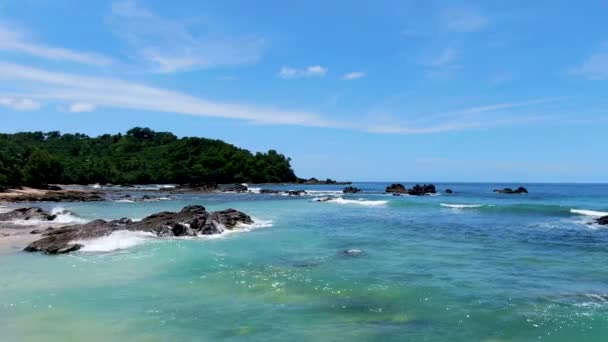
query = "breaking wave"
xmin=314 ymin=197 xmax=388 ymax=207
xmin=440 ymin=203 xmax=485 ymax=209
xmin=570 ymin=209 xmax=608 ymax=217
xmin=76 ymin=231 xmax=156 ymax=252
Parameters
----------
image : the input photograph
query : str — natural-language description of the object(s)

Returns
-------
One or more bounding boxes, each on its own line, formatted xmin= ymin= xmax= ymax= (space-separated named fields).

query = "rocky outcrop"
xmin=0 ymin=207 xmax=57 ymax=222
xmin=494 ymin=187 xmax=528 ymax=194
xmin=596 ymin=216 xmax=608 ymax=225
xmin=385 ymin=183 xmax=436 ymax=196
xmin=445 ymin=189 xmax=453 ymax=194
xmin=343 ymin=186 xmax=361 ymax=194
xmin=288 ymin=190 xmax=307 ymax=196
xmin=222 ymin=184 xmax=249 ymax=193
xmin=385 ymin=184 xmax=407 ymax=194
xmin=408 ymin=184 xmax=436 ymax=196
xmin=24 ymin=205 xmax=254 ymax=254
xmin=0 ymin=190 xmax=104 ymax=203
xmin=297 ymin=178 xmax=352 ymax=185
xmin=260 ymin=189 xmax=281 ymax=194
xmin=170 ymin=183 xmax=219 ymax=193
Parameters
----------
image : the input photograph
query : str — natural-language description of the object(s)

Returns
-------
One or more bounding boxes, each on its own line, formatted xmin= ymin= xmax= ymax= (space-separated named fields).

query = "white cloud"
xmin=0 ymin=61 xmax=333 ymax=126
xmin=278 ymin=65 xmax=327 ymax=79
xmin=570 ymin=52 xmax=608 ymax=80
xmin=0 ymin=60 xmax=557 ymax=135
xmin=0 ymin=97 xmax=40 ymax=111
xmin=442 ymin=8 xmax=488 ymax=32
xmin=109 ymin=0 xmax=264 ymax=73
xmin=0 ymin=24 xmax=113 ymax=65
xmin=68 ymin=102 xmax=96 ymax=113
xmin=342 ymin=71 xmax=365 ymax=80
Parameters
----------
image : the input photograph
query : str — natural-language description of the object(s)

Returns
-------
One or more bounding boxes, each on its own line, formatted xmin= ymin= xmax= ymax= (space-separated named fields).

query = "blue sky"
xmin=0 ymin=0 xmax=607 ymax=182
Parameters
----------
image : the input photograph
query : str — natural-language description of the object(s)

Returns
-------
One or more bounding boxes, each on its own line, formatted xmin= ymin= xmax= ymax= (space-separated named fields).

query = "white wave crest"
xmin=316 ymin=197 xmax=388 ymax=207
xmin=50 ymin=207 xmax=88 ymax=224
xmin=76 ymin=230 xmax=156 ymax=252
xmin=440 ymin=203 xmax=484 ymax=209
xmin=10 ymin=207 xmax=87 ymax=226
xmin=570 ymin=209 xmax=608 ymax=217
xmin=115 ymin=199 xmax=135 ymax=203
xmin=248 ymin=187 xmax=262 ymax=194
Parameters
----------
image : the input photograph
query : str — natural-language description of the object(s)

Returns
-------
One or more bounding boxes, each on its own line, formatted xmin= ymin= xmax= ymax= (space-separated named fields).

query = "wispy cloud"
xmin=0 ymin=61 xmax=333 ymax=126
xmin=0 ymin=23 xmax=113 ymax=66
xmin=365 ymin=98 xmax=559 ymax=134
xmin=342 ymin=71 xmax=365 ymax=80
xmin=425 ymin=47 xmax=460 ymax=77
xmin=68 ymin=102 xmax=96 ymax=113
xmin=0 ymin=60 xmax=557 ymax=135
xmin=0 ymin=97 xmax=40 ymax=111
xmin=442 ymin=8 xmax=488 ymax=32
xmin=430 ymin=47 xmax=457 ymax=67
xmin=109 ymin=0 xmax=264 ymax=73
xmin=570 ymin=52 xmax=608 ymax=80
xmin=278 ymin=65 xmax=327 ymax=79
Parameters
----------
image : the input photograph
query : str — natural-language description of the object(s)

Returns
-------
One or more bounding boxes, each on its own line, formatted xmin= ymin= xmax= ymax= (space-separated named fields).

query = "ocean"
xmin=1 ymin=182 xmax=607 ymax=341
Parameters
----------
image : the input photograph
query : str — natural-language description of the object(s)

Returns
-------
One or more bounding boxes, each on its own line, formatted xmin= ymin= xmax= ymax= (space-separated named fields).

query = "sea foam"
xmin=10 ymin=207 xmax=88 ymax=226
xmin=440 ymin=203 xmax=485 ymax=209
xmin=76 ymin=231 xmax=156 ymax=252
xmin=570 ymin=209 xmax=608 ymax=217
xmin=315 ymin=197 xmax=388 ymax=207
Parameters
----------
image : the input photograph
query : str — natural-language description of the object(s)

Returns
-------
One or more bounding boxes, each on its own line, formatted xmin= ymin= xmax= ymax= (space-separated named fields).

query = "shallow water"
xmin=1 ymin=183 xmax=608 ymax=341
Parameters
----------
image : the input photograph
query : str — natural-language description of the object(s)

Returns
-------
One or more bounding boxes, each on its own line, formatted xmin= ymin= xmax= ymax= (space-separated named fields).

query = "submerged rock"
xmin=596 ymin=216 xmax=608 ymax=225
xmin=494 ymin=187 xmax=528 ymax=194
xmin=24 ymin=205 xmax=254 ymax=254
xmin=0 ymin=207 xmax=57 ymax=222
xmin=445 ymin=189 xmax=453 ymax=194
xmin=386 ymin=184 xmax=407 ymax=194
xmin=341 ymin=249 xmax=364 ymax=256
xmin=288 ymin=190 xmax=307 ymax=196
xmin=343 ymin=186 xmax=361 ymax=194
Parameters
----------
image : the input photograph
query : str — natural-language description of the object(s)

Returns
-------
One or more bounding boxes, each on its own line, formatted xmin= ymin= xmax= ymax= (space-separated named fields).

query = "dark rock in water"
xmin=3 ymin=191 xmax=104 ymax=203
xmin=314 ymin=196 xmax=333 ymax=202
xmin=341 ymin=249 xmax=364 ymax=256
xmin=171 ymin=182 xmax=218 ymax=193
xmin=297 ymin=178 xmax=352 ymax=185
xmin=24 ymin=205 xmax=254 ymax=254
xmin=0 ymin=207 xmax=57 ymax=222
xmin=386 ymin=183 xmax=407 ymax=194
xmin=260 ymin=189 xmax=281 ymax=194
xmin=288 ymin=190 xmax=307 ymax=196
xmin=445 ymin=189 xmax=453 ymax=194
xmin=408 ymin=184 xmax=436 ymax=196
xmin=30 ymin=227 xmax=56 ymax=234
xmin=222 ymin=184 xmax=248 ymax=193
xmin=36 ymin=184 xmax=62 ymax=191
xmin=343 ymin=186 xmax=361 ymax=194
xmin=494 ymin=187 xmax=528 ymax=194
xmin=596 ymin=216 xmax=608 ymax=225
xmin=392 ymin=193 xmax=402 ymax=197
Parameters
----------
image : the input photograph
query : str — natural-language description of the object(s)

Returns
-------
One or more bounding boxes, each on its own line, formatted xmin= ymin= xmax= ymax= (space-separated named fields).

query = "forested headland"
xmin=0 ymin=127 xmax=298 ymax=188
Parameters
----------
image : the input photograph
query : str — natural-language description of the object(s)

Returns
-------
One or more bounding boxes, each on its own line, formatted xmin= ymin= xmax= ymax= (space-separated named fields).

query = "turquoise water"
xmin=1 ymin=183 xmax=608 ymax=341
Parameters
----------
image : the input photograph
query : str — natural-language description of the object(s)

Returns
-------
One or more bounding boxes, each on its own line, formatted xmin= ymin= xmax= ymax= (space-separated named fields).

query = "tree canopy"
xmin=0 ymin=127 xmax=297 ymax=188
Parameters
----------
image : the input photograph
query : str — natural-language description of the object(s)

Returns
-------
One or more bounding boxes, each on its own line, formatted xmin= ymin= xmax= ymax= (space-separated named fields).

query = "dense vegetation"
xmin=0 ymin=127 xmax=297 ymax=188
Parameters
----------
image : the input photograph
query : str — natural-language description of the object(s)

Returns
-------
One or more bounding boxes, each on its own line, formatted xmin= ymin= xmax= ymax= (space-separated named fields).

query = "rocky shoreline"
xmin=16 ymin=205 xmax=254 ymax=254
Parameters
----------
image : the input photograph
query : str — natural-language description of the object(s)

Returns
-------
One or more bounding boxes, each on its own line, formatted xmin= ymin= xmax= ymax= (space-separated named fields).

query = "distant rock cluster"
xmin=493 ymin=187 xmax=528 ymax=194
xmin=385 ymin=184 xmax=437 ymax=196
